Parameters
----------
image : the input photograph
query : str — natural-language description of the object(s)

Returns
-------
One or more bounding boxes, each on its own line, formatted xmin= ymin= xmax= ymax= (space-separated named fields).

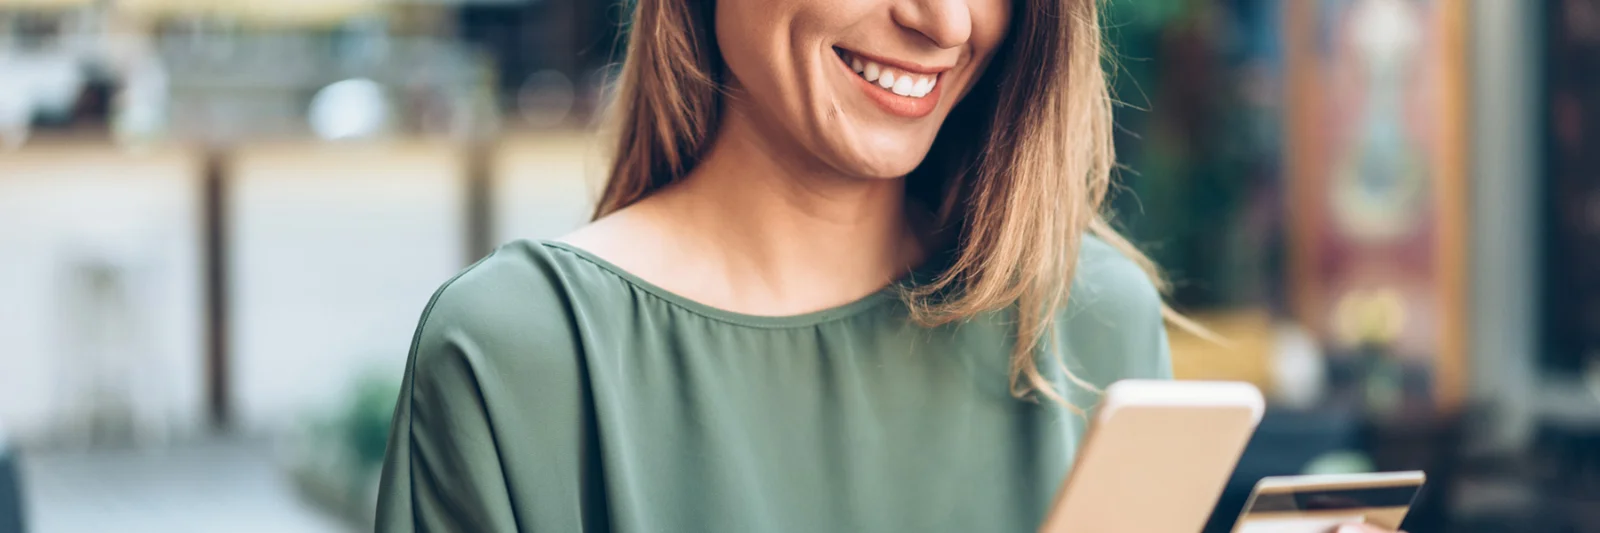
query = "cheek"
xmin=715 ymin=0 xmax=802 ymax=84
xmin=969 ymin=0 xmax=1012 ymax=59
xmin=715 ymin=1 xmax=848 ymax=135
xmin=715 ymin=1 xmax=773 ymax=75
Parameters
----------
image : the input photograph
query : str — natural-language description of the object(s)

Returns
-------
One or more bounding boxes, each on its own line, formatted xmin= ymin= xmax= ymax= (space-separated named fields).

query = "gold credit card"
xmin=1230 ymin=471 xmax=1426 ymax=533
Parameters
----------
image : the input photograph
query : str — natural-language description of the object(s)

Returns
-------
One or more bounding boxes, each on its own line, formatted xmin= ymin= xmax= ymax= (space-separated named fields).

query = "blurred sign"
xmin=1285 ymin=0 xmax=1470 ymax=411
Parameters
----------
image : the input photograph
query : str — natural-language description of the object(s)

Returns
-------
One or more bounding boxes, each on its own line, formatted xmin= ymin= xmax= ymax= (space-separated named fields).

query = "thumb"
xmin=1334 ymin=526 xmax=1404 ymax=533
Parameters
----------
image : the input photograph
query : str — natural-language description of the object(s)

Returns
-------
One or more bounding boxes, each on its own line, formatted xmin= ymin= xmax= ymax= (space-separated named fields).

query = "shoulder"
xmin=408 ymin=241 xmax=587 ymax=383
xmin=389 ymin=242 xmax=593 ymax=527
xmin=419 ymin=241 xmax=573 ymax=337
xmin=1056 ymin=234 xmax=1172 ymax=388
xmin=1066 ymin=235 xmax=1165 ymax=326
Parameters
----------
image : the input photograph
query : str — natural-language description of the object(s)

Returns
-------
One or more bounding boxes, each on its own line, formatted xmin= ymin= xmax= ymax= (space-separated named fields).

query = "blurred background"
xmin=0 ymin=0 xmax=1593 ymax=531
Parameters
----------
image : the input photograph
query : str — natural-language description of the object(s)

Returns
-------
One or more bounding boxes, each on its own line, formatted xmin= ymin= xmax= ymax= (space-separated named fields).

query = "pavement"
xmin=17 ymin=439 xmax=351 ymax=533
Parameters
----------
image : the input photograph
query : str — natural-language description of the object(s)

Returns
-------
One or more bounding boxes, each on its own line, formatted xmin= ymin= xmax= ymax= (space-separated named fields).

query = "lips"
xmin=832 ymin=47 xmax=947 ymax=119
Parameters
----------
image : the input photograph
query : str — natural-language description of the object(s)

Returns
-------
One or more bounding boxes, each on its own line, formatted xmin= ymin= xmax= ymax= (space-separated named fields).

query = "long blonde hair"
xmin=594 ymin=0 xmax=1181 ymax=403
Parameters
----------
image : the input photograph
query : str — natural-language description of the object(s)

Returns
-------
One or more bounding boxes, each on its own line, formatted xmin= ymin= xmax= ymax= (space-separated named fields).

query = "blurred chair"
xmin=1361 ymin=407 xmax=1470 ymax=532
xmin=0 ymin=144 xmax=207 ymax=445
xmin=1528 ymin=398 xmax=1600 ymax=533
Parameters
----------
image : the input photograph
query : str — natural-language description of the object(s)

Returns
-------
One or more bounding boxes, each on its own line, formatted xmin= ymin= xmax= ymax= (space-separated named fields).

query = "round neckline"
xmin=538 ymin=240 xmax=932 ymax=329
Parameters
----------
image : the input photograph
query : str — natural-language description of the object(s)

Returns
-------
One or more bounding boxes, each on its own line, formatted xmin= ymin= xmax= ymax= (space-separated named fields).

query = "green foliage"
xmin=343 ymin=373 xmax=401 ymax=470
xmin=1106 ymin=0 xmax=1195 ymax=31
xmin=1099 ymin=0 xmax=1279 ymax=309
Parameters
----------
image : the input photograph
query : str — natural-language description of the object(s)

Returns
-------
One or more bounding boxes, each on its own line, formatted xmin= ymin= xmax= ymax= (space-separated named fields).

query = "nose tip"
xmin=892 ymin=0 xmax=973 ymax=49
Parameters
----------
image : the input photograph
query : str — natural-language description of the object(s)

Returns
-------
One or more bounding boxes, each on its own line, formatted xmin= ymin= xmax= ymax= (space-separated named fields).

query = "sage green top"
xmin=375 ymin=236 xmax=1172 ymax=533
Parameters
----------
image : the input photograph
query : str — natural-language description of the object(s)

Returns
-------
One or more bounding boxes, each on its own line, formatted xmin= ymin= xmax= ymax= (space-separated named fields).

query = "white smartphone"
xmin=1039 ymin=380 xmax=1267 ymax=533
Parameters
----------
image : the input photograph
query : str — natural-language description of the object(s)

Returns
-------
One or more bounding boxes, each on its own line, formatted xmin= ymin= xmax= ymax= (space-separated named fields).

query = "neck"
xmin=651 ymin=105 xmax=925 ymax=314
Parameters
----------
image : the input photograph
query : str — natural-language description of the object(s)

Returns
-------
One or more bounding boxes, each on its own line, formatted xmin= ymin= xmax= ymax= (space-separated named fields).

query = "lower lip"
xmin=838 ymin=55 xmax=941 ymax=119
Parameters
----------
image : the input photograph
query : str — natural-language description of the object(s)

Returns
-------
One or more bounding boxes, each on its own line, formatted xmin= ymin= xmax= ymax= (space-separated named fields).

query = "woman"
xmin=375 ymin=1 xmax=1399 ymax=531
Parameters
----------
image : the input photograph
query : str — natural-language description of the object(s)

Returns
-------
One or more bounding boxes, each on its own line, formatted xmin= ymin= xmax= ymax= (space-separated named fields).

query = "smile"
xmin=831 ymin=47 xmax=948 ymax=119
xmin=834 ymin=48 xmax=940 ymax=98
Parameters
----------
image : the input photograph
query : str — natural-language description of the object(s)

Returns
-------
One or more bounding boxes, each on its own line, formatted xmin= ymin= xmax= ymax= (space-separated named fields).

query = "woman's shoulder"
xmin=1056 ymin=234 xmax=1172 ymax=386
xmin=1067 ymin=234 xmax=1164 ymax=322
xmin=408 ymin=240 xmax=596 ymax=374
xmin=422 ymin=240 xmax=576 ymax=323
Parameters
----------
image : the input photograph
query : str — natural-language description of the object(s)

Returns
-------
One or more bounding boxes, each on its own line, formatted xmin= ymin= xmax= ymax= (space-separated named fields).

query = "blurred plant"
xmin=286 ymin=368 xmax=399 ymax=529
xmin=1103 ymin=0 xmax=1286 ymax=310
xmin=344 ymin=373 xmax=400 ymax=471
xmin=1332 ymin=288 xmax=1410 ymax=418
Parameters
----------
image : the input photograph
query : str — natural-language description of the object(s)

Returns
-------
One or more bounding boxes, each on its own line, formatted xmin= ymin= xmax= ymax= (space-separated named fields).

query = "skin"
xmin=565 ymin=0 xmax=1009 ymax=316
xmin=562 ymin=2 xmax=1405 ymax=531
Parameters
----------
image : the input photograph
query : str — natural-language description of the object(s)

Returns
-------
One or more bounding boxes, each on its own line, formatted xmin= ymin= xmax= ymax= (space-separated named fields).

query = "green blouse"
xmin=375 ymin=236 xmax=1172 ymax=532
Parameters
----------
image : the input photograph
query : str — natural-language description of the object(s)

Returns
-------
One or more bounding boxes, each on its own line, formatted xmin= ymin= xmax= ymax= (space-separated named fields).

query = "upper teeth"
xmin=843 ymin=51 xmax=937 ymax=99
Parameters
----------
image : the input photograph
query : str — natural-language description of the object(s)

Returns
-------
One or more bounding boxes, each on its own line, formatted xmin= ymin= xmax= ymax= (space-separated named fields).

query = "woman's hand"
xmin=1334 ymin=525 xmax=1405 ymax=533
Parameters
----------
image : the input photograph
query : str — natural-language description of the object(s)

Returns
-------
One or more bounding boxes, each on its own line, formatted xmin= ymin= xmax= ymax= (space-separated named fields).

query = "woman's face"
xmin=716 ymin=0 xmax=1012 ymax=178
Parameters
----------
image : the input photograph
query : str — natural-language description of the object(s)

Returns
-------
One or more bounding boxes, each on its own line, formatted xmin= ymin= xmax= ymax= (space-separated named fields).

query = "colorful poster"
xmin=1286 ymin=0 xmax=1469 ymax=410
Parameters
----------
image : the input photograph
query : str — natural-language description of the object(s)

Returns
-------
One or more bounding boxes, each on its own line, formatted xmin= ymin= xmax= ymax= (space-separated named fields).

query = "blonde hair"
xmin=594 ymin=0 xmax=1184 ymax=403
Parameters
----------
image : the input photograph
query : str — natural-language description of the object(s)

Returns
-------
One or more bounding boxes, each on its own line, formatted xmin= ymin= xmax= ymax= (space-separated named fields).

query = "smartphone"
xmin=1038 ymin=380 xmax=1266 ymax=533
xmin=1230 ymin=471 xmax=1426 ymax=533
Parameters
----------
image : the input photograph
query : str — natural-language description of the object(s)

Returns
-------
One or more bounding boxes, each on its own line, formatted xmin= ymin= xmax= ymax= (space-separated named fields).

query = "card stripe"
xmin=1246 ymin=485 xmax=1422 ymax=513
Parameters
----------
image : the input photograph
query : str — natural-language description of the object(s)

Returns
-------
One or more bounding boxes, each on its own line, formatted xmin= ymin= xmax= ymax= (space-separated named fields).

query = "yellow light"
xmin=1332 ymin=287 xmax=1409 ymax=347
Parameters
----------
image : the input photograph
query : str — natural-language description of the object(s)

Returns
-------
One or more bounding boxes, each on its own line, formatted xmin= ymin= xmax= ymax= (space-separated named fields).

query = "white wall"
xmin=491 ymin=133 xmax=604 ymax=245
xmin=0 ymin=146 xmax=207 ymax=443
xmin=226 ymin=141 xmax=466 ymax=431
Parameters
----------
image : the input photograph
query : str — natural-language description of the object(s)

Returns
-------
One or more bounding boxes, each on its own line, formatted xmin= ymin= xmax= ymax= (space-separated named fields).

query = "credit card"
xmin=1230 ymin=471 xmax=1425 ymax=533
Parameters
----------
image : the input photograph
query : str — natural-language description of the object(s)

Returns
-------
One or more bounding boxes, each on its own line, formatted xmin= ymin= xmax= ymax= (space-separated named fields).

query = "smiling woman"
xmin=593 ymin=0 xmax=1149 ymax=401
xmin=371 ymin=1 xmax=1383 ymax=532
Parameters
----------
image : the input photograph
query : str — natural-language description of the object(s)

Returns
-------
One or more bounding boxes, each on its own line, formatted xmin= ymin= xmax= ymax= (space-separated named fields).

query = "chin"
xmin=823 ymin=133 xmax=935 ymax=179
xmin=841 ymin=150 xmax=928 ymax=179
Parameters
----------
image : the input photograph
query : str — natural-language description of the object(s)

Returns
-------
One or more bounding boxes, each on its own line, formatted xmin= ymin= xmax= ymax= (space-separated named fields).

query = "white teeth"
xmin=842 ymin=51 xmax=938 ymax=99
xmin=891 ymin=76 xmax=915 ymax=96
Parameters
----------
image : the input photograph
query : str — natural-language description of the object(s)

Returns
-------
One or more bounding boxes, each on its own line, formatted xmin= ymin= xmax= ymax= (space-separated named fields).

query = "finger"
xmin=1333 ymin=525 xmax=1405 ymax=533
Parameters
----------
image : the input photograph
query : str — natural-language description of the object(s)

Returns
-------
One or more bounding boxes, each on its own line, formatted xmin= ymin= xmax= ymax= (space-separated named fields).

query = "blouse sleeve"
xmin=374 ymin=305 xmax=521 ymax=532
xmin=1058 ymin=237 xmax=1175 ymax=402
xmin=374 ymin=251 xmax=595 ymax=532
